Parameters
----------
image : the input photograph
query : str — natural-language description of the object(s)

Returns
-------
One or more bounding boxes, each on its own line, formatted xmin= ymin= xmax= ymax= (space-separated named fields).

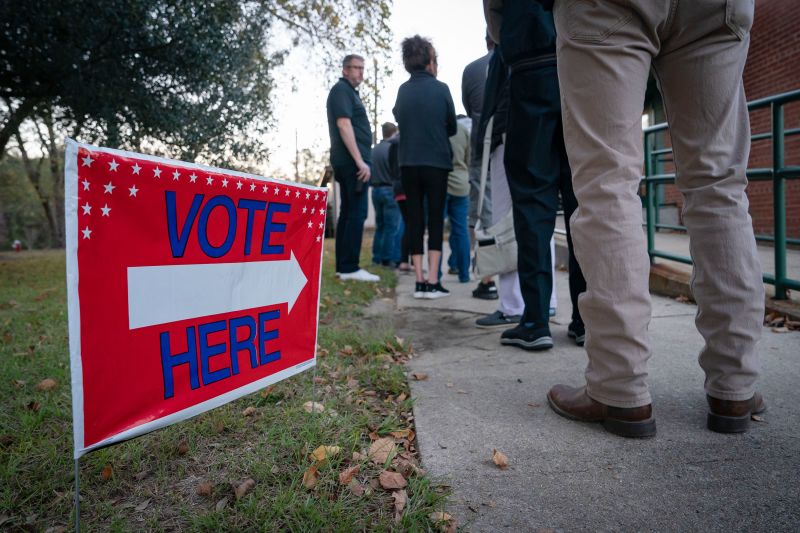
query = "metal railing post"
xmin=644 ymin=132 xmax=656 ymax=263
xmin=772 ymin=103 xmax=787 ymax=299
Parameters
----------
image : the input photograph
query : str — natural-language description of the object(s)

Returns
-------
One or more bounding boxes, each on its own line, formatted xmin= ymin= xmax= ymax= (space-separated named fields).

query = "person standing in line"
xmin=387 ymin=133 xmax=411 ymax=272
xmin=393 ymin=35 xmax=457 ymax=299
xmin=370 ymin=122 xmax=402 ymax=268
xmin=546 ymin=0 xmax=764 ymax=437
xmin=326 ymin=53 xmax=379 ymax=282
xmin=484 ymin=1 xmax=587 ymax=352
xmin=444 ymin=115 xmax=472 ymax=283
xmin=462 ymin=33 xmax=499 ymax=301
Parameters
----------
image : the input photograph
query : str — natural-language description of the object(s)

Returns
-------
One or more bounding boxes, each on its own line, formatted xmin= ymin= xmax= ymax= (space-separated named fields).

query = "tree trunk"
xmin=1 ymin=98 xmax=39 ymax=159
xmin=14 ymin=131 xmax=57 ymax=247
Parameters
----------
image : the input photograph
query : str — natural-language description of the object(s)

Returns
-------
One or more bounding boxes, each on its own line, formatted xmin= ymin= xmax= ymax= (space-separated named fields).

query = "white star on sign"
xmin=206 ymin=176 xmax=214 ymax=185
xmin=101 ymin=204 xmax=111 ymax=217
xmin=274 ymin=186 xmax=279 ymax=194
xmin=104 ymin=182 xmax=115 ymax=194
xmin=314 ymin=193 xmax=319 ymax=200
xmin=82 ymin=227 xmax=92 ymax=239
xmin=222 ymin=178 xmax=229 ymax=188
xmin=305 ymin=192 xmax=310 ymax=200
xmin=129 ymin=185 xmax=139 ymax=197
xmin=81 ymin=202 xmax=92 ymax=215
xmin=318 ymin=222 xmax=323 ymax=229
xmin=284 ymin=189 xmax=290 ymax=196
xmin=263 ymin=184 xmax=268 ymax=193
xmin=236 ymin=181 xmax=242 ymax=190
xmin=295 ymin=191 xmax=300 ymax=198
xmin=153 ymin=167 xmax=162 ymax=178
xmin=302 ymin=206 xmax=308 ymax=214
xmin=307 ymin=221 xmax=313 ymax=228
xmin=132 ymin=163 xmax=141 ymax=175
xmin=316 ymin=235 xmax=321 ymax=242
xmin=173 ymin=170 xmax=181 ymax=181
xmin=311 ymin=207 xmax=316 ymax=214
xmin=81 ymin=154 xmax=94 ymax=167
xmin=109 ymin=159 xmax=119 ymax=171
xmin=249 ymin=183 xmax=256 ymax=192
xmin=82 ymin=179 xmax=90 ymax=191
xmin=189 ymin=173 xmax=198 ymax=183
xmin=320 ymin=208 xmax=326 ymax=215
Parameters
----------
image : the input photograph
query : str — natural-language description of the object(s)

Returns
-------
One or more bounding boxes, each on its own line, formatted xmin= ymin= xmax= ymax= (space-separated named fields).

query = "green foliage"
xmin=0 ymin=157 xmax=51 ymax=248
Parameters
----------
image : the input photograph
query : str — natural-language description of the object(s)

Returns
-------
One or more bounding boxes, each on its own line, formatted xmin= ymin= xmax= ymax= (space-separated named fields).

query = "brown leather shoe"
xmin=547 ymin=384 xmax=656 ymax=438
xmin=707 ymin=393 xmax=766 ymax=433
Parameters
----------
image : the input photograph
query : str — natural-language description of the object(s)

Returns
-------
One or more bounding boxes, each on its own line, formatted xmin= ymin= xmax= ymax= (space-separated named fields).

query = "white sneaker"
xmin=339 ymin=269 xmax=380 ymax=282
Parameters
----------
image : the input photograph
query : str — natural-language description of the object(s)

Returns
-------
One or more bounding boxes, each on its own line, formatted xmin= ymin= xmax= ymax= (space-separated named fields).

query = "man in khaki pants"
xmin=547 ymin=0 xmax=765 ymax=437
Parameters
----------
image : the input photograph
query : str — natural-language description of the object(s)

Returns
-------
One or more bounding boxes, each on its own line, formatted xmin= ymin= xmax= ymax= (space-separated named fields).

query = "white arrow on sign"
xmin=127 ymin=251 xmax=308 ymax=330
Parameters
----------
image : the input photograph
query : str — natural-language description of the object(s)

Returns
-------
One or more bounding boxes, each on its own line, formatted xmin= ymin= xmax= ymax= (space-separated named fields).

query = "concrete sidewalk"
xmin=395 ymin=267 xmax=800 ymax=531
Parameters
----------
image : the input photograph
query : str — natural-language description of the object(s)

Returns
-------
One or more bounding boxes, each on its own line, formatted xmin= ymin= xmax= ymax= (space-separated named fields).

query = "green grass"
xmin=0 ymin=243 xmax=450 ymax=531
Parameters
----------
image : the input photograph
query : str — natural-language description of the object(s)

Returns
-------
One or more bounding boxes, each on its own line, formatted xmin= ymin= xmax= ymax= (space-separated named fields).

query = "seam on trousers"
xmin=664 ymin=0 xmax=680 ymax=38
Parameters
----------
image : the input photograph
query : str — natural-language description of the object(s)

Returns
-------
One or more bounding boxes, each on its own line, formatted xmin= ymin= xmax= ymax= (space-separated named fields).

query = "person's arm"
xmin=445 ymin=89 xmax=457 ymax=137
xmin=461 ymin=67 xmax=472 ymax=117
xmin=336 ymin=117 xmax=370 ymax=182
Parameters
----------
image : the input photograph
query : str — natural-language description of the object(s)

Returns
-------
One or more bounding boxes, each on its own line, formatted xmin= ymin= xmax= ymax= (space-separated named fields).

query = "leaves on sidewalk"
xmin=492 ymin=449 xmax=509 ymax=470
xmin=411 ymin=373 xmax=428 ymax=381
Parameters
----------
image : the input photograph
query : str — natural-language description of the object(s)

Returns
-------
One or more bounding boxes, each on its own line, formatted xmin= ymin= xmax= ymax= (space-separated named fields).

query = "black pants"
xmin=334 ymin=162 xmax=368 ymax=273
xmin=504 ymin=62 xmax=586 ymax=332
xmin=400 ymin=166 xmax=448 ymax=256
xmin=397 ymin=199 xmax=411 ymax=264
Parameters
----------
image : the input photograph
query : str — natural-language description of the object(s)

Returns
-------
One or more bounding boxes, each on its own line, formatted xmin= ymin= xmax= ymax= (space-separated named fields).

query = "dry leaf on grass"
xmin=100 ymin=464 xmax=113 ymax=480
xmin=392 ymin=489 xmax=407 ymax=522
xmin=26 ymin=401 xmax=41 ymax=412
xmin=411 ymin=373 xmax=428 ymax=381
xmin=36 ymin=378 xmax=58 ymax=391
xmin=242 ymin=406 xmax=257 ymax=417
xmin=135 ymin=499 xmax=151 ymax=512
xmin=302 ymin=465 xmax=319 ymax=489
xmin=346 ymin=378 xmax=359 ymax=389
xmin=303 ymin=401 xmax=325 ymax=414
xmin=379 ymin=470 xmax=407 ymax=490
xmin=492 ymin=449 xmax=509 ymax=469
xmin=429 ymin=511 xmax=453 ymax=524
xmin=368 ymin=437 xmax=396 ymax=465
xmin=352 ymin=451 xmax=366 ymax=461
xmin=390 ymin=429 xmax=414 ymax=440
xmin=234 ymin=478 xmax=256 ymax=500
xmin=176 ymin=440 xmax=189 ymax=455
xmin=340 ymin=345 xmax=354 ymax=355
xmin=349 ymin=482 xmax=366 ymax=496
xmin=215 ymin=497 xmax=228 ymax=511
xmin=396 ymin=392 xmax=407 ymax=402
xmin=196 ymin=481 xmax=213 ymax=497
xmin=310 ymin=445 xmax=341 ymax=462
xmin=339 ymin=465 xmax=360 ymax=485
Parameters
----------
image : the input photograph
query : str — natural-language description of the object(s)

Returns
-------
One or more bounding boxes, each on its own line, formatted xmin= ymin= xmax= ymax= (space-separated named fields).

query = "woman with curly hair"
xmin=393 ymin=35 xmax=457 ymax=299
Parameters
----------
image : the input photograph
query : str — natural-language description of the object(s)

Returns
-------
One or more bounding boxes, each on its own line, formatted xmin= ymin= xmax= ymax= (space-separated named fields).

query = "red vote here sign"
xmin=65 ymin=139 xmax=327 ymax=457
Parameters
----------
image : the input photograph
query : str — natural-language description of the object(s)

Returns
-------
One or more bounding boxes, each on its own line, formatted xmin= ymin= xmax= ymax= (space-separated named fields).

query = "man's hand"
xmin=356 ymin=160 xmax=371 ymax=182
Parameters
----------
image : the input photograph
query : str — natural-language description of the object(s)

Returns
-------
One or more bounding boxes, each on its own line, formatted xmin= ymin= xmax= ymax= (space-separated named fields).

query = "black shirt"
xmin=392 ymin=70 xmax=457 ymax=171
xmin=370 ymin=139 xmax=395 ymax=187
xmin=327 ymin=78 xmax=372 ymax=167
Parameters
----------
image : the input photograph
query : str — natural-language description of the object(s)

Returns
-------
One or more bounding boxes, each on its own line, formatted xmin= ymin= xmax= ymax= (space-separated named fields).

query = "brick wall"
xmin=657 ymin=0 xmax=800 ymax=238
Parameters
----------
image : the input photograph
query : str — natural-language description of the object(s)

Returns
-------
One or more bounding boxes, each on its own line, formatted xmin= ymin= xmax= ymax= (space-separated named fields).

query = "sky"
xmin=263 ymin=0 xmax=488 ymax=179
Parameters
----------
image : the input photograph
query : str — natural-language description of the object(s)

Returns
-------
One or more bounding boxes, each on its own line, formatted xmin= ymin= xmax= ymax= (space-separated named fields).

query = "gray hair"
xmin=342 ymin=54 xmax=365 ymax=68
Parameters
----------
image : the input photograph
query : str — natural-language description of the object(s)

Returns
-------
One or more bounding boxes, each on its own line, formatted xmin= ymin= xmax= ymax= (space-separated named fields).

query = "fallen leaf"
xmin=310 ymin=445 xmax=341 ymax=462
xmin=100 ymin=464 xmax=113 ymax=480
xmin=215 ymin=497 xmax=228 ymax=511
xmin=26 ymin=401 xmax=41 ymax=412
xmin=242 ymin=406 xmax=257 ymax=417
xmin=135 ymin=499 xmax=151 ymax=512
xmin=352 ymin=451 xmax=365 ymax=461
xmin=343 ymin=289 xmax=352 ymax=296
xmin=368 ymin=437 xmax=396 ymax=465
xmin=771 ymin=326 xmax=789 ymax=333
xmin=303 ymin=401 xmax=325 ymax=414
xmin=346 ymin=378 xmax=359 ymax=389
xmin=446 ymin=382 xmax=454 ymax=388
xmin=196 ymin=481 xmax=213 ymax=497
xmin=176 ymin=440 xmax=189 ymax=455
xmin=44 ymin=527 xmax=66 ymax=533
xmin=392 ymin=489 xmax=407 ymax=522
xmin=368 ymin=431 xmax=379 ymax=441
xmin=134 ymin=470 xmax=150 ymax=481
xmin=412 ymin=373 xmax=428 ymax=381
xmin=429 ymin=511 xmax=452 ymax=523
xmin=234 ymin=478 xmax=255 ymax=500
xmin=302 ymin=465 xmax=319 ymax=489
xmin=349 ymin=482 xmax=366 ymax=496
xmin=259 ymin=385 xmax=275 ymax=398
xmin=396 ymin=392 xmax=407 ymax=402
xmin=390 ymin=429 xmax=413 ymax=439
xmin=340 ymin=345 xmax=354 ymax=355
xmin=492 ymin=449 xmax=509 ymax=469
xmin=675 ymin=295 xmax=690 ymax=303
xmin=528 ymin=403 xmax=542 ymax=408
xmin=395 ymin=336 xmax=404 ymax=346
xmin=35 ymin=378 xmax=58 ymax=391
xmin=338 ymin=465 xmax=360 ymax=485
xmin=751 ymin=414 xmax=766 ymax=422
xmin=379 ymin=470 xmax=407 ymax=490
xmin=12 ymin=380 xmax=26 ymax=389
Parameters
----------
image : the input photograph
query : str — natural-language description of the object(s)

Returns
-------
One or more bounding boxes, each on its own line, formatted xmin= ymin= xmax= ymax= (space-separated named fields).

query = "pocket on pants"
xmin=725 ymin=0 xmax=754 ymax=40
xmin=564 ymin=0 xmax=632 ymax=43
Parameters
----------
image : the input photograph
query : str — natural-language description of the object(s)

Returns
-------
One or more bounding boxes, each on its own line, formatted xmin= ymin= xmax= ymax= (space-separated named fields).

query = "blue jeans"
xmin=445 ymin=193 xmax=470 ymax=282
xmin=334 ymin=163 xmax=369 ymax=274
xmin=371 ymin=186 xmax=401 ymax=265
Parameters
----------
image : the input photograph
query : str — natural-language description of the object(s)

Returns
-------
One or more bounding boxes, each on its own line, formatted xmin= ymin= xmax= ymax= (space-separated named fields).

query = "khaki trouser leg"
xmin=554 ymin=0 xmax=762 ymax=407
xmin=653 ymin=1 xmax=763 ymax=401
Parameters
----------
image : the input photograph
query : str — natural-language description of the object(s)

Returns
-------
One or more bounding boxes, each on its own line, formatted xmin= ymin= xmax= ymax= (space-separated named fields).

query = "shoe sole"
xmin=424 ymin=292 xmax=450 ymax=299
xmin=473 ymin=293 xmax=499 ymax=300
xmin=413 ymin=292 xmax=426 ymax=299
xmin=707 ymin=404 xmax=767 ymax=434
xmin=546 ymin=391 xmax=657 ymax=438
xmin=567 ymin=331 xmax=586 ymax=346
xmin=500 ymin=335 xmax=554 ymax=351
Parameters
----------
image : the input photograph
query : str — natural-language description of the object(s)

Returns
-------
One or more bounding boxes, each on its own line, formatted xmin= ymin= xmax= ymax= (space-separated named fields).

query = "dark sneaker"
xmin=472 ymin=281 xmax=498 ymax=300
xmin=567 ymin=321 xmax=586 ymax=346
xmin=500 ymin=324 xmax=553 ymax=351
xmin=425 ymin=282 xmax=450 ymax=299
xmin=413 ymin=282 xmax=428 ymax=299
xmin=476 ymin=310 xmax=522 ymax=328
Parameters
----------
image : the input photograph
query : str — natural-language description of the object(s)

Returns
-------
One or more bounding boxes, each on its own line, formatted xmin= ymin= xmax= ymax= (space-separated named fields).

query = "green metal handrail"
xmin=642 ymin=88 xmax=800 ymax=300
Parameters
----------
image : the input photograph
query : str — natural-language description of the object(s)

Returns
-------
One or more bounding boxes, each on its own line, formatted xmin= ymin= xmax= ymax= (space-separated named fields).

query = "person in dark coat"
xmin=393 ymin=35 xmax=457 ymax=299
